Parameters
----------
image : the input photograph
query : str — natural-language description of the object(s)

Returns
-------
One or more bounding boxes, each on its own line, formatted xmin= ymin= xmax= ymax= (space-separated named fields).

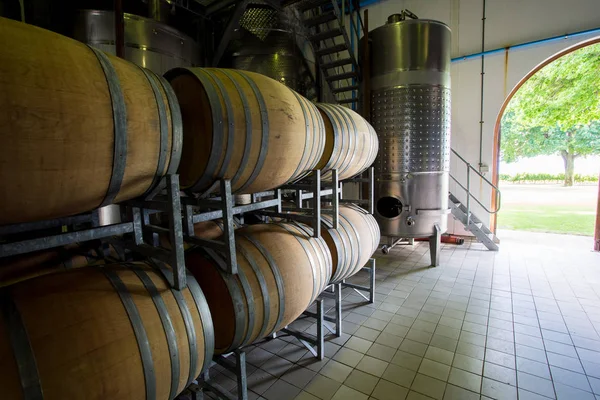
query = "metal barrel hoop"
xmin=138 ymin=68 xmax=170 ymax=198
xmin=275 ymin=223 xmax=319 ymax=305
xmin=200 ymin=247 xmax=247 ymax=351
xmin=184 ymin=269 xmax=215 ymax=377
xmin=220 ymin=70 xmax=253 ymax=186
xmin=315 ymin=104 xmax=339 ymax=173
xmin=148 ymin=259 xmax=199 ymax=388
xmin=337 ymin=213 xmax=359 ymax=283
xmin=336 ymin=106 xmax=359 ymax=177
xmin=286 ymin=90 xmax=312 ymax=182
xmin=102 ymin=267 xmax=157 ymax=400
xmin=0 ymin=291 xmax=44 ymax=400
xmin=203 ymin=69 xmax=236 ymax=180
xmin=155 ymin=74 xmax=184 ymax=176
xmin=177 ymin=68 xmax=224 ymax=193
xmin=236 ymin=240 xmax=272 ymax=341
xmin=294 ymin=221 xmax=332 ymax=293
xmin=237 ymin=232 xmax=285 ymax=336
xmin=234 ymin=70 xmax=270 ymax=193
xmin=88 ymin=45 xmax=128 ymax=208
xmin=131 ymin=265 xmax=180 ymax=400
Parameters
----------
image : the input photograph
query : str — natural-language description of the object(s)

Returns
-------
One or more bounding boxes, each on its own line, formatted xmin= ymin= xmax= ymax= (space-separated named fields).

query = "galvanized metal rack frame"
xmin=0 ymin=175 xmax=192 ymax=289
xmin=196 ymin=349 xmax=249 ymax=400
xmin=339 ymin=167 xmax=376 ymax=304
xmin=256 ymin=169 xmax=338 ymax=360
xmin=267 ymin=167 xmax=377 ymax=362
xmin=180 ymin=181 xmax=280 ymax=400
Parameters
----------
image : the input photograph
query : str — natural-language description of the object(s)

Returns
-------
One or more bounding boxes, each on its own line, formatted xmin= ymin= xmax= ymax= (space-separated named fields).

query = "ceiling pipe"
xmin=452 ymin=26 xmax=600 ymax=62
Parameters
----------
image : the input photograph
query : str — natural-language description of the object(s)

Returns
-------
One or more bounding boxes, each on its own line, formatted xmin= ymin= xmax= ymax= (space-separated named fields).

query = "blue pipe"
xmin=359 ymin=0 xmax=382 ymax=7
xmin=452 ymin=27 xmax=600 ymax=62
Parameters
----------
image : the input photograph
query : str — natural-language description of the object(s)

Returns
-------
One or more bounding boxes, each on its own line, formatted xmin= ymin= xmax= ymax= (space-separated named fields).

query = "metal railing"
xmin=450 ymin=148 xmax=501 ymax=227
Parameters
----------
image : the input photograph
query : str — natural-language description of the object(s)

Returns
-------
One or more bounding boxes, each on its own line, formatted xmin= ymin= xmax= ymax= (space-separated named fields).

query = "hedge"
xmin=499 ymin=173 xmax=598 ymax=183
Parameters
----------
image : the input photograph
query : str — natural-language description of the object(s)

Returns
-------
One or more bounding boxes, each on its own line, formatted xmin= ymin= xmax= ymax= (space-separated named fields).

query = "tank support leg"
xmin=429 ymin=224 xmax=442 ymax=267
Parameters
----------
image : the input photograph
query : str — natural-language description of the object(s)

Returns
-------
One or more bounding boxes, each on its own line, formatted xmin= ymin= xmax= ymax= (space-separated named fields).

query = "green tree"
xmin=501 ymin=43 xmax=600 ymax=186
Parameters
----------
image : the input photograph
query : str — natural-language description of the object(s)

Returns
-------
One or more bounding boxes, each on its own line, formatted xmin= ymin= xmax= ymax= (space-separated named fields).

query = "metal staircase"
xmin=296 ymin=0 xmax=362 ymax=107
xmin=449 ymin=149 xmax=501 ymax=251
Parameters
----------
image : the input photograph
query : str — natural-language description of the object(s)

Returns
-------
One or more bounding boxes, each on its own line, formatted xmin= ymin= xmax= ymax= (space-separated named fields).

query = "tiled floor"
xmin=205 ymin=231 xmax=600 ymax=400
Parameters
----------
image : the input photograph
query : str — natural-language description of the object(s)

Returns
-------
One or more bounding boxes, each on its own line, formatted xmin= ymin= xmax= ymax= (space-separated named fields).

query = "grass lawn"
xmin=497 ymin=204 xmax=596 ymax=236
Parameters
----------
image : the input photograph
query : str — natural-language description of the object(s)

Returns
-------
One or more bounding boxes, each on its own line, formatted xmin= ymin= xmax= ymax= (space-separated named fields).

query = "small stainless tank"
xmin=73 ymin=9 xmax=201 ymax=76
xmin=368 ymin=18 xmax=451 ymax=238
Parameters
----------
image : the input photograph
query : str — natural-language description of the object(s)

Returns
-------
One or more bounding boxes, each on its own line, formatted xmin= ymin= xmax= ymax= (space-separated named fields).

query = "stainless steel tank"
xmin=225 ymin=5 xmax=316 ymax=98
xmin=368 ymin=17 xmax=451 ymax=238
xmin=230 ymin=32 xmax=314 ymax=96
xmin=73 ymin=9 xmax=201 ymax=76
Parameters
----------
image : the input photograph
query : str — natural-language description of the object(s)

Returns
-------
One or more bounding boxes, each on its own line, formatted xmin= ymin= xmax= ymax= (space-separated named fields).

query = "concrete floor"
xmin=204 ymin=233 xmax=600 ymax=400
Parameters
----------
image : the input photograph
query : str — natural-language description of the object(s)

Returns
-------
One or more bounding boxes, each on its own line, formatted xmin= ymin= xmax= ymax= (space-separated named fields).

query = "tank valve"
xmin=406 ymin=216 xmax=415 ymax=227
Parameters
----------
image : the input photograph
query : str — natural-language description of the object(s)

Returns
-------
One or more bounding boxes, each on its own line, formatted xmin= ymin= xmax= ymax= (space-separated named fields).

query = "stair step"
xmin=337 ymin=98 xmax=358 ymax=104
xmin=332 ymin=84 xmax=359 ymax=94
xmin=474 ymin=222 xmax=483 ymax=229
xmin=452 ymin=202 xmax=461 ymax=208
xmin=316 ymin=44 xmax=347 ymax=57
xmin=304 ymin=11 xmax=337 ymax=27
xmin=310 ymin=28 xmax=343 ymax=43
xmin=298 ymin=0 xmax=331 ymax=12
xmin=321 ymin=58 xmax=353 ymax=69
xmin=326 ymin=71 xmax=357 ymax=82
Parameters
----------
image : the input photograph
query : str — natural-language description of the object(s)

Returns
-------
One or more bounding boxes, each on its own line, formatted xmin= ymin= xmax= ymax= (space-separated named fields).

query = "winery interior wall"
xmin=357 ymin=0 xmax=600 ymax=235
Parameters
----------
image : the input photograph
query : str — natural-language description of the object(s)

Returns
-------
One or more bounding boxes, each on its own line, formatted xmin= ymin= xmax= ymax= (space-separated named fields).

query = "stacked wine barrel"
xmin=321 ymin=205 xmax=380 ymax=284
xmin=164 ymin=67 xmax=326 ymax=194
xmin=186 ymin=222 xmax=332 ymax=353
xmin=0 ymin=17 xmax=381 ymax=400
xmin=0 ymin=17 xmax=183 ymax=226
xmin=0 ymin=262 xmax=214 ymax=400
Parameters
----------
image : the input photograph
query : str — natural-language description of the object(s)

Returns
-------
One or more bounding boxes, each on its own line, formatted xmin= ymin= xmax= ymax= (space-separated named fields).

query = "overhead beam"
xmin=211 ymin=0 xmax=251 ymax=66
xmin=206 ymin=0 xmax=236 ymax=15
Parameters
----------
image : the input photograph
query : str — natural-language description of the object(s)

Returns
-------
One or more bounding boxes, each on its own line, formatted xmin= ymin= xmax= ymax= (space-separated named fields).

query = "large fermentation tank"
xmin=369 ymin=17 xmax=451 ymax=238
xmin=73 ymin=9 xmax=201 ymax=76
xmin=224 ymin=4 xmax=316 ymax=98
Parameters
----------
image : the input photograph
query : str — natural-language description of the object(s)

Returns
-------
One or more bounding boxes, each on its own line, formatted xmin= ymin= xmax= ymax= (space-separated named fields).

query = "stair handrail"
xmin=450 ymin=148 xmax=501 ymax=227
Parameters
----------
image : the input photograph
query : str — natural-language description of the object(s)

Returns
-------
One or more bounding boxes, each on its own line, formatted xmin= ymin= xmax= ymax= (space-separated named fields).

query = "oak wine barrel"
xmin=186 ymin=222 xmax=332 ymax=353
xmin=315 ymin=103 xmax=378 ymax=181
xmin=321 ymin=204 xmax=380 ymax=284
xmin=0 ymin=261 xmax=213 ymax=400
xmin=0 ymin=242 xmax=122 ymax=287
xmin=164 ymin=67 xmax=325 ymax=195
xmin=0 ymin=17 xmax=182 ymax=225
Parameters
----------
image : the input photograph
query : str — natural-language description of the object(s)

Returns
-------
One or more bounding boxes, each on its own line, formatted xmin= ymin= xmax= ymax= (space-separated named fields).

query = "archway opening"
xmin=493 ymin=39 xmax=600 ymax=241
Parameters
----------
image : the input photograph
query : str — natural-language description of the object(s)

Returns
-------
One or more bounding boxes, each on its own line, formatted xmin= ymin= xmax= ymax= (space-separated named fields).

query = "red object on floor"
xmin=415 ymin=235 xmax=465 ymax=245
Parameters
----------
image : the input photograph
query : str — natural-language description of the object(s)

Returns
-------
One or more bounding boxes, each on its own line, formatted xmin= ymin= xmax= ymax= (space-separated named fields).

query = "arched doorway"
xmin=491 ymin=37 xmax=600 ymax=245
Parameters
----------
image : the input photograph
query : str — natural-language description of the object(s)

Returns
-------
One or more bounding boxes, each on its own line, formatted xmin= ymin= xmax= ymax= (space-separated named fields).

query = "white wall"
xmin=358 ymin=0 xmax=600 ymax=235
